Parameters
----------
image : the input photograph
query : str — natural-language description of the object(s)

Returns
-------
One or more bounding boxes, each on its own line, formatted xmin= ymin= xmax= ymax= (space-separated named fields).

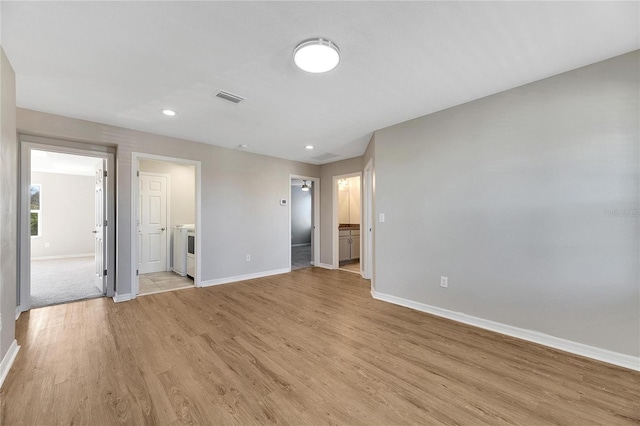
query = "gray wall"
xmin=139 ymin=159 xmax=196 ymax=231
xmin=17 ymin=109 xmax=320 ymax=294
xmin=290 ymin=185 xmax=312 ymax=246
xmin=30 ymin=172 xmax=95 ymax=258
xmin=0 ymin=46 xmax=17 ymax=364
xmin=319 ymin=157 xmax=363 ymax=265
xmin=374 ymin=51 xmax=639 ymax=356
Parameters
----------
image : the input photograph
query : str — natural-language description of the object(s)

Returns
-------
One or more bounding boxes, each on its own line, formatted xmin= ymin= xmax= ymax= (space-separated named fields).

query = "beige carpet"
xmin=31 ymin=256 xmax=103 ymax=308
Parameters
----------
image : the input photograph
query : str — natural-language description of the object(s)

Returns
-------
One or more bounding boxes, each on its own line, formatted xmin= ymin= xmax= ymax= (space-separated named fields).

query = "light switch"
xmin=379 ymin=213 xmax=385 ymax=223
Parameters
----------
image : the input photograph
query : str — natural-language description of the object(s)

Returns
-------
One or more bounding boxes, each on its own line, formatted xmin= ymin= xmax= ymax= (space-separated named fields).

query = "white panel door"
xmin=94 ymin=160 xmax=106 ymax=293
xmin=138 ymin=173 xmax=167 ymax=274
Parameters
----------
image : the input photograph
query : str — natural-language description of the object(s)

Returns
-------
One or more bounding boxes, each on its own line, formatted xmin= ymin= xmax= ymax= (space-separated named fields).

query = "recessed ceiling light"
xmin=305 ymin=145 xmax=314 ymax=150
xmin=294 ymin=38 xmax=340 ymax=73
xmin=162 ymin=109 xmax=177 ymax=116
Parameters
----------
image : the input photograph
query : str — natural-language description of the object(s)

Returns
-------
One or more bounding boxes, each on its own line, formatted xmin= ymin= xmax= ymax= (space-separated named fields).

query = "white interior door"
xmin=94 ymin=160 xmax=106 ymax=293
xmin=138 ymin=173 xmax=167 ymax=274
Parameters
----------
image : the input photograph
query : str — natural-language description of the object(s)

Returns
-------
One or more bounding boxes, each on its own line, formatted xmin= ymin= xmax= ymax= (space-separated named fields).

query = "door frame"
xmin=18 ymin=135 xmax=116 ymax=312
xmin=288 ymin=174 xmax=320 ymax=269
xmin=362 ymin=159 xmax=373 ymax=280
xmin=332 ymin=172 xmax=362 ymax=270
xmin=131 ymin=152 xmax=202 ymax=297
xmin=138 ymin=171 xmax=171 ymax=275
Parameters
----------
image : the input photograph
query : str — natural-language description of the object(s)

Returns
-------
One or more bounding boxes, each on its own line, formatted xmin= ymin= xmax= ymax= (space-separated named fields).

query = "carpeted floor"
xmin=31 ymin=256 xmax=103 ymax=308
xmin=291 ymin=244 xmax=312 ymax=270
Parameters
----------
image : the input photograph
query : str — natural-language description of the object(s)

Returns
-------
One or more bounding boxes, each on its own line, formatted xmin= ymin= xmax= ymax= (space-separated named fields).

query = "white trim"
xmin=317 ymin=263 xmax=334 ymax=270
xmin=0 ymin=340 xmax=20 ymax=389
xmin=131 ymin=152 xmax=202 ymax=299
xmin=362 ymin=159 xmax=373 ymax=281
xmin=31 ymin=253 xmax=94 ymax=261
xmin=332 ymin=172 xmax=362 ymax=269
xmin=112 ymin=292 xmax=132 ymax=303
xmin=372 ymin=290 xmax=640 ymax=372
xmin=201 ymin=268 xmax=290 ymax=287
xmin=19 ymin=136 xmax=117 ymax=311
xmin=288 ymin=174 xmax=320 ymax=271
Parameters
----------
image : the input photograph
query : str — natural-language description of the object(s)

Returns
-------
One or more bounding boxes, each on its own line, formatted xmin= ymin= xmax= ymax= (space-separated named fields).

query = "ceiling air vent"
xmin=215 ymin=90 xmax=245 ymax=104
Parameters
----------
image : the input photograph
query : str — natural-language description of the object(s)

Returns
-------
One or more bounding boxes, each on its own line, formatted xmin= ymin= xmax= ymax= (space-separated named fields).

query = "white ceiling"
xmin=2 ymin=2 xmax=638 ymax=164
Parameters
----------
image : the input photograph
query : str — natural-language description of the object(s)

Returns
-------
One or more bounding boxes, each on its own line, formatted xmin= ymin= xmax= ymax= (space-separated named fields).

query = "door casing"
xmin=131 ymin=152 xmax=202 ymax=298
xmin=18 ymin=135 xmax=116 ymax=312
xmin=288 ymin=174 xmax=320 ymax=269
xmin=332 ymin=172 xmax=362 ymax=271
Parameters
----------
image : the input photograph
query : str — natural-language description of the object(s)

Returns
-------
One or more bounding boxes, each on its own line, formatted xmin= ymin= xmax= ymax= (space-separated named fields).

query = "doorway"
xmin=132 ymin=154 xmax=201 ymax=297
xmin=19 ymin=136 xmax=116 ymax=312
xmin=289 ymin=175 xmax=320 ymax=270
xmin=333 ymin=172 xmax=362 ymax=273
xmin=362 ymin=159 xmax=373 ymax=280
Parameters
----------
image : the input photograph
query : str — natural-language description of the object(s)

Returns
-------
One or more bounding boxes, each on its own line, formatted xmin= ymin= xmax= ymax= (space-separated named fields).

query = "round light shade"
xmin=294 ymin=38 xmax=340 ymax=73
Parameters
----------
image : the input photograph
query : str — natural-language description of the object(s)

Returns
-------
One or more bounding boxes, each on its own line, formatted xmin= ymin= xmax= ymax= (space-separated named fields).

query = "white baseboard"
xmin=113 ymin=292 xmax=132 ymax=303
xmin=31 ymin=253 xmax=93 ymax=261
xmin=317 ymin=263 xmax=334 ymax=270
xmin=372 ymin=290 xmax=640 ymax=372
xmin=0 ymin=340 xmax=20 ymax=389
xmin=201 ymin=268 xmax=290 ymax=287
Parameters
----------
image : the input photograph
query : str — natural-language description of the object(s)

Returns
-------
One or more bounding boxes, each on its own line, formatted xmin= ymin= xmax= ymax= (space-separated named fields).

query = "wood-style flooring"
xmin=1 ymin=268 xmax=638 ymax=425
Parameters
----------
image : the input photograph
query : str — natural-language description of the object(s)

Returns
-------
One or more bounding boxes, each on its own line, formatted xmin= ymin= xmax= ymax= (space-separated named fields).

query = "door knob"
xmin=92 ymin=230 xmax=98 ymax=234
xmin=158 ymin=227 xmax=166 ymax=231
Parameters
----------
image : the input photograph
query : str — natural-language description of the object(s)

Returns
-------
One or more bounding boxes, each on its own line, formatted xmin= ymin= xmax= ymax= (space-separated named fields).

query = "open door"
xmin=94 ymin=160 xmax=106 ymax=293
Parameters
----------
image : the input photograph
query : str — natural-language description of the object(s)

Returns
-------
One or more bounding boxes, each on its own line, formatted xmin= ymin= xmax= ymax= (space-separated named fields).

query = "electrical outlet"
xmin=440 ymin=276 xmax=448 ymax=288
xmin=379 ymin=213 xmax=385 ymax=223
xmin=45 ymin=242 xmax=50 ymax=248
xmin=246 ymin=254 xmax=251 ymax=262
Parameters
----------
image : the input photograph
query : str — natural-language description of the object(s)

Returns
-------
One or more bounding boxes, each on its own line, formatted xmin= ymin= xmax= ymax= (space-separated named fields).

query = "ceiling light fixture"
xmin=301 ymin=180 xmax=311 ymax=192
xmin=293 ymin=38 xmax=340 ymax=73
xmin=305 ymin=145 xmax=314 ymax=150
xmin=162 ymin=109 xmax=177 ymax=116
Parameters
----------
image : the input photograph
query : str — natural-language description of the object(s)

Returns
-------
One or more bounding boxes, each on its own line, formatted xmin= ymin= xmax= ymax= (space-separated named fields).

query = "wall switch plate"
xmin=379 ymin=213 xmax=385 ymax=223
xmin=440 ymin=276 xmax=448 ymax=288
xmin=279 ymin=198 xmax=287 ymax=206
xmin=246 ymin=255 xmax=251 ymax=261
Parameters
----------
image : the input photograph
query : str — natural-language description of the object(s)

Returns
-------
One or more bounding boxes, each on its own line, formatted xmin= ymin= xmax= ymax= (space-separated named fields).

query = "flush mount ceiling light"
xmin=305 ymin=145 xmax=314 ymax=150
xmin=301 ymin=180 xmax=311 ymax=191
xmin=161 ymin=109 xmax=177 ymax=116
xmin=293 ymin=38 xmax=340 ymax=73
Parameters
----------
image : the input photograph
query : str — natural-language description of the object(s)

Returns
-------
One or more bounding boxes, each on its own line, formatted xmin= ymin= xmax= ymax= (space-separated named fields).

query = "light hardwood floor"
xmin=2 ymin=268 xmax=638 ymax=425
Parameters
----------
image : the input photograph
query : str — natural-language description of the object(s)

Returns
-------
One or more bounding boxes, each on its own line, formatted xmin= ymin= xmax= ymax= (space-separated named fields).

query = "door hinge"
xmin=104 ymin=170 xmax=108 ymax=178
xmin=104 ymin=219 xmax=108 ymax=227
xmin=136 ymin=270 xmax=139 ymax=276
xmin=104 ymin=269 xmax=108 ymax=276
xmin=137 ymin=171 xmax=140 ymax=177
